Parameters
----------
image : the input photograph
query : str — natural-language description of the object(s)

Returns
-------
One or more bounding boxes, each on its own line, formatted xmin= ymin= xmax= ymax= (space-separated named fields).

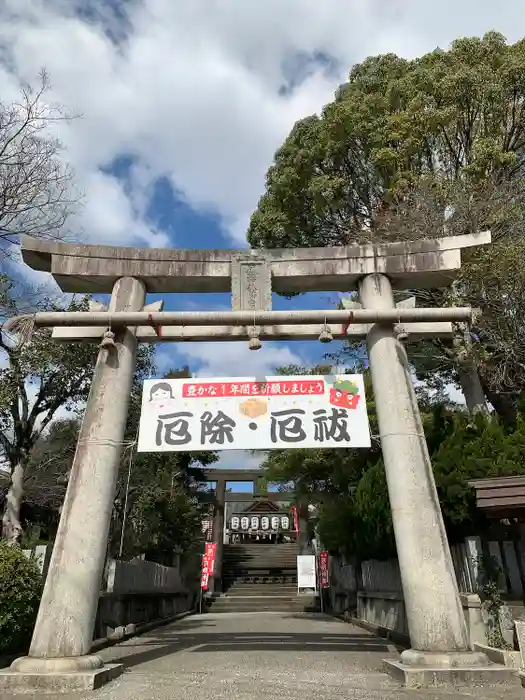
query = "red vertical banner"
xmin=291 ymin=506 xmax=299 ymax=533
xmin=200 ymin=554 xmax=211 ymax=590
xmin=319 ymin=551 xmax=330 ymax=588
xmin=205 ymin=542 xmax=217 ymax=575
xmin=201 ymin=543 xmax=217 ymax=590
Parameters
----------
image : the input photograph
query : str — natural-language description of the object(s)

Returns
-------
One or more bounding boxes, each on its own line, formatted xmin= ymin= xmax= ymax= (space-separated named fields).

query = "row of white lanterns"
xmin=230 ymin=515 xmax=290 ymax=531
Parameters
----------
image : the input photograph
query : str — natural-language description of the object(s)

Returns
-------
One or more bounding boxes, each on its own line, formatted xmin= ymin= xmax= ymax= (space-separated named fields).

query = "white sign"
xmin=137 ymin=375 xmax=370 ymax=452
xmin=297 ymin=555 xmax=317 ymax=590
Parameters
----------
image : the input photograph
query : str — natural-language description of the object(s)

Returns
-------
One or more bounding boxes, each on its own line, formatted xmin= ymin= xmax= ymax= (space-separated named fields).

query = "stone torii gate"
xmin=0 ymin=230 xmax=507 ymax=692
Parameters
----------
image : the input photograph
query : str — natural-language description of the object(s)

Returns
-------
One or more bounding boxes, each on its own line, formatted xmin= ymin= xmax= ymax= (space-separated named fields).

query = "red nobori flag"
xmin=201 ymin=543 xmax=217 ymax=590
xmin=200 ymin=554 xmax=211 ymax=590
xmin=205 ymin=542 xmax=217 ymax=575
xmin=319 ymin=551 xmax=330 ymax=588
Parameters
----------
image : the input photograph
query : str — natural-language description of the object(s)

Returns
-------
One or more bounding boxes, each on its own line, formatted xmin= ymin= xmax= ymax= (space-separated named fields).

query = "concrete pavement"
xmin=3 ymin=612 xmax=523 ymax=700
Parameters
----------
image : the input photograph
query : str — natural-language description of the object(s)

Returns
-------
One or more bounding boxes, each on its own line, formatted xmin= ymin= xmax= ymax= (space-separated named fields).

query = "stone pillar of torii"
xmin=1 ymin=231 xmax=508 ymax=692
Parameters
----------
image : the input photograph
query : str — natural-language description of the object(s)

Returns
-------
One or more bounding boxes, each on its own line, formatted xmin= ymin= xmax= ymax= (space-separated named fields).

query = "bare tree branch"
xmin=0 ymin=69 xmax=83 ymax=258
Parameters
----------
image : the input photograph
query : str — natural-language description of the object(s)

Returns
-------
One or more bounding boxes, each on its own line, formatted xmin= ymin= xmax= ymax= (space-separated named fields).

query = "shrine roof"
xmin=469 ymin=475 xmax=525 ymax=518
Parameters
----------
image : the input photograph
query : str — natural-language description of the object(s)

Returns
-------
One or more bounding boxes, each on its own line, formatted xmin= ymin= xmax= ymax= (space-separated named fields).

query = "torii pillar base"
xmin=383 ymin=651 xmax=515 ymax=689
xmin=0 ymin=657 xmax=123 ymax=694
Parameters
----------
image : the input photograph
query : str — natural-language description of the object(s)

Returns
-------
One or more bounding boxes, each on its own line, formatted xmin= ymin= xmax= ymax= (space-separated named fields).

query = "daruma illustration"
xmin=329 ymin=378 xmax=361 ymax=410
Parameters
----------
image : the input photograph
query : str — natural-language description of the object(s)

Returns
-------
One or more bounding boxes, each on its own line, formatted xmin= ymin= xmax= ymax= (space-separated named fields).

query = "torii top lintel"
xmin=20 ymin=231 xmax=491 ymax=295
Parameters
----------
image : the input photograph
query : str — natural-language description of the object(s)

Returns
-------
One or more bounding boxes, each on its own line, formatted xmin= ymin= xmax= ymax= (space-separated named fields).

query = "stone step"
xmin=222 ymin=575 xmax=297 ymax=583
xmin=223 ymin=569 xmax=297 ymax=576
xmin=224 ymin=587 xmax=298 ymax=596
xmin=223 ymin=570 xmax=297 ymax=577
xmin=218 ymin=593 xmax=301 ymax=599
xmin=223 ymin=561 xmax=298 ymax=567
xmin=223 ymin=560 xmax=298 ymax=566
xmin=208 ymin=598 xmax=319 ymax=613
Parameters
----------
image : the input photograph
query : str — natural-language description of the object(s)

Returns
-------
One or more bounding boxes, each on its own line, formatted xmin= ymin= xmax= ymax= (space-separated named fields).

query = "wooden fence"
xmin=330 ymin=536 xmax=525 ymax=597
xmin=23 ymin=546 xmax=189 ymax=595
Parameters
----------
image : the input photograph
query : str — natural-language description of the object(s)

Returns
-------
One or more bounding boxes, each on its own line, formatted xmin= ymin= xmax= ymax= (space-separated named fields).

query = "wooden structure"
xmin=469 ymin=476 xmax=525 ymax=520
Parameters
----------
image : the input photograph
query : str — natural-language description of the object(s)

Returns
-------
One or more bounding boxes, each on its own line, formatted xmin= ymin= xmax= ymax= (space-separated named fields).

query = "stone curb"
xmin=91 ymin=608 xmax=197 ymax=652
xmin=0 ymin=608 xmax=196 ymax=670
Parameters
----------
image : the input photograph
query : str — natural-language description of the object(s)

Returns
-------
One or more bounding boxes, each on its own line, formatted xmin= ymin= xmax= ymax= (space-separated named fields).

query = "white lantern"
xmin=231 ymin=516 xmax=239 ymax=530
xmin=280 ymin=515 xmax=290 ymax=530
xmin=240 ymin=516 xmax=249 ymax=530
xmin=250 ymin=516 xmax=259 ymax=530
xmin=271 ymin=516 xmax=280 ymax=530
xmin=261 ymin=516 xmax=270 ymax=530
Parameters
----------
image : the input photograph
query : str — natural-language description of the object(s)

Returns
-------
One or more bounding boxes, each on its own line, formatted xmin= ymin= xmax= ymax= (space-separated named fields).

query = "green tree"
xmin=322 ymin=410 xmax=525 ymax=561
xmin=432 ymin=412 xmax=525 ymax=539
xmin=248 ymin=32 xmax=525 ymax=425
xmin=0 ymin=293 xmax=153 ymax=545
xmin=0 ymin=540 xmax=43 ymax=654
xmin=249 ymin=32 xmax=525 ymax=249
xmin=6 ymin=418 xmax=82 ymax=544
xmin=0 ymin=295 xmax=96 ymax=544
xmin=262 ymin=362 xmax=525 ymax=560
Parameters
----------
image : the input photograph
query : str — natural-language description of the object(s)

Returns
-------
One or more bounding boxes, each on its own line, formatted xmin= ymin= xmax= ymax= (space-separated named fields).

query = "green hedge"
xmin=0 ymin=541 xmax=43 ymax=655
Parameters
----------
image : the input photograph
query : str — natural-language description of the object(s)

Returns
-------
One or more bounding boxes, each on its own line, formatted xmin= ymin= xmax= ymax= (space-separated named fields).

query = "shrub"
xmin=0 ymin=541 xmax=43 ymax=655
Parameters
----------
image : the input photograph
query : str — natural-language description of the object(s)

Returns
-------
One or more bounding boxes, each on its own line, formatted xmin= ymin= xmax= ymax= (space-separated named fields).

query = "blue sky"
xmin=1 ymin=0 xmax=521 ymax=474
xmin=99 ymin=154 xmax=352 ymax=388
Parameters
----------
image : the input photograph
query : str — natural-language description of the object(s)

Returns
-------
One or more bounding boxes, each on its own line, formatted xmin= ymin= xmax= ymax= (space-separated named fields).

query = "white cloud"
xmin=172 ymin=341 xmax=307 ymax=379
xmin=213 ymin=449 xmax=264 ymax=471
xmin=0 ymin=0 xmax=523 ymax=248
xmin=79 ymin=170 xmax=170 ymax=249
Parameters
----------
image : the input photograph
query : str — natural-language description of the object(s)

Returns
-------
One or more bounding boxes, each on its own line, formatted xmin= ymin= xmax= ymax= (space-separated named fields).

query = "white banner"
xmin=297 ymin=555 xmax=317 ymax=590
xmin=137 ymin=375 xmax=370 ymax=452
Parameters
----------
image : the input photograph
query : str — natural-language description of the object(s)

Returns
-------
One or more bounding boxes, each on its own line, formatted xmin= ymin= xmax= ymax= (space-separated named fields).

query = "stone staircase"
xmin=207 ymin=543 xmax=319 ymax=613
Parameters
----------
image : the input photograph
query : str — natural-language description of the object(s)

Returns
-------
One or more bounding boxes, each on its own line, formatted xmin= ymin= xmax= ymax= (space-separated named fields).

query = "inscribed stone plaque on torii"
xmin=137 ymin=375 xmax=371 ymax=452
xmin=231 ymin=253 xmax=272 ymax=311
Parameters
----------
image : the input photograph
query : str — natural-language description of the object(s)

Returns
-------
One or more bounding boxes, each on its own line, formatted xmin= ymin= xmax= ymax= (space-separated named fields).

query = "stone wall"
xmin=328 ymin=536 xmax=525 ymax=649
xmin=93 ymin=556 xmax=199 ymax=641
xmin=22 ymin=547 xmax=199 ymax=646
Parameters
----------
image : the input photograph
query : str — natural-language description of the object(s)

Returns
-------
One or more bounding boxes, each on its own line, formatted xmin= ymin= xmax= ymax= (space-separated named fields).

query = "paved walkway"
xmin=5 ymin=612 xmax=525 ymax=699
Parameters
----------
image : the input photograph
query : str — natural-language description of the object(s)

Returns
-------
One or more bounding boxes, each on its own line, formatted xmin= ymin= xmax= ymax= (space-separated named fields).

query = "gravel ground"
xmin=3 ymin=612 xmax=523 ymax=700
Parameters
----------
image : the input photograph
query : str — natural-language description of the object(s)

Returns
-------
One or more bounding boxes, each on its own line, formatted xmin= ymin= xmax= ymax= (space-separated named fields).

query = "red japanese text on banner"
xmin=319 ymin=551 xmax=330 ymax=588
xmin=205 ymin=542 xmax=217 ymax=575
xmin=201 ymin=553 xmax=212 ymax=590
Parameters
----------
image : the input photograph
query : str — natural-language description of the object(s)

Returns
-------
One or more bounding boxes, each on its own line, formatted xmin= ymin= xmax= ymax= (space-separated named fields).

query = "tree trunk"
xmin=457 ymin=364 xmax=489 ymax=415
xmin=452 ymin=325 xmax=489 ymax=415
xmin=2 ymin=461 xmax=25 ymax=545
xmin=480 ymin=383 xmax=518 ymax=429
